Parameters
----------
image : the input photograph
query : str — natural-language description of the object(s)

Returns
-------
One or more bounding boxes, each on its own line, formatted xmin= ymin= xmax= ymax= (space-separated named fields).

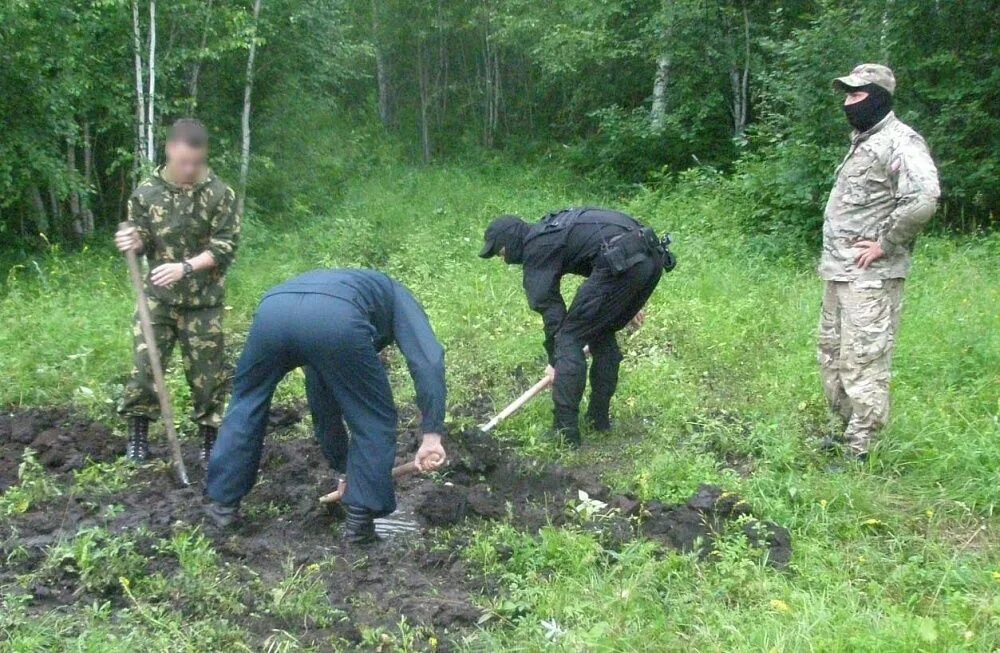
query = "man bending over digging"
xmin=480 ymin=207 xmax=674 ymax=447
xmin=204 ymin=269 xmax=447 ymax=545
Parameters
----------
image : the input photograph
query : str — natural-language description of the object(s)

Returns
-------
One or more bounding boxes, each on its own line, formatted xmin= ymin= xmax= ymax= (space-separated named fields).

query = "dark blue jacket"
xmin=264 ymin=269 xmax=447 ymax=434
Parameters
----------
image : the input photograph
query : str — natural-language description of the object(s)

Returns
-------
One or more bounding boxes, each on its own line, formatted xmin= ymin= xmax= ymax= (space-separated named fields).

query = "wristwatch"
xmin=181 ymin=261 xmax=194 ymax=277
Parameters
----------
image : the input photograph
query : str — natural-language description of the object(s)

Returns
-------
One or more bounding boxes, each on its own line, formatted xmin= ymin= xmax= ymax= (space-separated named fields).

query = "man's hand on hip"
xmin=415 ymin=433 xmax=446 ymax=472
xmin=853 ymin=240 xmax=885 ymax=269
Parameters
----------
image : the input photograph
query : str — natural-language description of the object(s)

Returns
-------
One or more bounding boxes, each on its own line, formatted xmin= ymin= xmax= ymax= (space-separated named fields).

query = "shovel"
xmin=119 ymin=222 xmax=190 ymax=487
xmin=319 ymin=460 xmax=420 ymax=504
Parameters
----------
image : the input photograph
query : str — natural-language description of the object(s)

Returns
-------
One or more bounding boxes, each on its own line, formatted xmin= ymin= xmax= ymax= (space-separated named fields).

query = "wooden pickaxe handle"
xmin=478 ymin=374 xmax=552 ymax=433
xmin=119 ymin=222 xmax=190 ymax=487
xmin=319 ymin=460 xmax=420 ymax=504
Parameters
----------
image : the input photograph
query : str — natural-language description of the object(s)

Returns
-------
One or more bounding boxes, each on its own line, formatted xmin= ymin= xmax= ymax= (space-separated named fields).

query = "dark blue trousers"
xmin=206 ymin=293 xmax=398 ymax=515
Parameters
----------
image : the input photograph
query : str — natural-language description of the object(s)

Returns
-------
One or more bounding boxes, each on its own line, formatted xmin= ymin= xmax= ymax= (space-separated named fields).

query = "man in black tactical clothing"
xmin=480 ymin=208 xmax=672 ymax=446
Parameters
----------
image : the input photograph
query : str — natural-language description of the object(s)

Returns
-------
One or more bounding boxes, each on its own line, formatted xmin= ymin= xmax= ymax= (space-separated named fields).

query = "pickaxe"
xmin=120 ymin=221 xmax=190 ymax=487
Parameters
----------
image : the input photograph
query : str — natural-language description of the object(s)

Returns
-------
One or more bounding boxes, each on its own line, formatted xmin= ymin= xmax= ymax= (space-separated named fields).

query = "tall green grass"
xmin=1 ymin=162 xmax=998 ymax=651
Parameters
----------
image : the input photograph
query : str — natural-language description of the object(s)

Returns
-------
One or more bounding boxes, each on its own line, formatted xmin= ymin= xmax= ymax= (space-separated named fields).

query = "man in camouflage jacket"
xmin=818 ymin=64 xmax=940 ymax=459
xmin=115 ymin=119 xmax=241 ymax=463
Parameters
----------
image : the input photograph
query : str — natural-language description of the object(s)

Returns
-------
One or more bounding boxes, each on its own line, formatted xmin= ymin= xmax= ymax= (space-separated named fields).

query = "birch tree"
xmin=146 ymin=0 xmax=157 ymax=162
xmin=237 ymin=0 xmax=264 ymax=216
xmin=132 ymin=0 xmax=148 ymax=166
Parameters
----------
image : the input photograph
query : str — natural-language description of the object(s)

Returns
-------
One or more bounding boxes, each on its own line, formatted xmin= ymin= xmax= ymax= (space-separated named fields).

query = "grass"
xmin=1 ymin=161 xmax=998 ymax=651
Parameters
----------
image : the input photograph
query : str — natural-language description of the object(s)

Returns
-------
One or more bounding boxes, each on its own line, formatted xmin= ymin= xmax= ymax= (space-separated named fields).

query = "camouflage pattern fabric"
xmin=819 ymin=112 xmax=940 ymax=282
xmin=120 ymin=166 xmax=239 ymax=428
xmin=817 ymin=279 xmax=904 ymax=455
xmin=119 ymin=298 xmax=228 ymax=428
xmin=129 ymin=166 xmax=241 ymax=308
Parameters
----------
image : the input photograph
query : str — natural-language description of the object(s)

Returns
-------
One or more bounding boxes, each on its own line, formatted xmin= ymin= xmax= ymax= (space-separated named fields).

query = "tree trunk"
xmin=67 ymin=138 xmax=83 ymax=238
xmin=82 ymin=121 xmax=95 ymax=236
xmin=146 ymin=0 xmax=157 ymax=163
xmin=371 ymin=0 xmax=393 ymax=127
xmin=481 ymin=1 xmax=500 ymax=148
xmin=879 ymin=0 xmax=894 ymax=63
xmin=48 ymin=187 xmax=61 ymax=236
xmin=28 ymin=185 xmax=49 ymax=235
xmin=730 ymin=0 xmax=750 ymax=138
xmin=649 ymin=0 xmax=674 ymax=131
xmin=651 ymin=52 xmax=671 ymax=130
xmin=237 ymin=0 xmax=263 ymax=217
xmin=132 ymin=0 xmax=147 ymax=168
xmin=417 ymin=37 xmax=432 ymax=164
xmin=188 ymin=0 xmax=214 ymax=112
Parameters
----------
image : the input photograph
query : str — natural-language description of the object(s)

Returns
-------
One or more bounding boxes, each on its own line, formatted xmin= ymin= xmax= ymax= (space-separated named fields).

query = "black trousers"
xmin=206 ymin=293 xmax=399 ymax=515
xmin=552 ymin=254 xmax=663 ymax=435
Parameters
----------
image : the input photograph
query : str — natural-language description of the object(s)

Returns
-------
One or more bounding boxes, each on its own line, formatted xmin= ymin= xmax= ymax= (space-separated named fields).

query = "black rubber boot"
xmin=200 ymin=425 xmax=218 ymax=465
xmin=205 ymin=501 xmax=239 ymax=528
xmin=585 ymin=401 xmax=612 ymax=432
xmin=125 ymin=416 xmax=150 ymax=462
xmin=552 ymin=415 xmax=581 ymax=449
xmin=344 ymin=504 xmax=379 ymax=546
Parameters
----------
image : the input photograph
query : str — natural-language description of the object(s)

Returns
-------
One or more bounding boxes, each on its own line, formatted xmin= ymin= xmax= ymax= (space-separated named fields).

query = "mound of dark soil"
xmin=0 ymin=407 xmax=117 ymax=491
xmin=1 ymin=405 xmax=791 ymax=649
xmin=414 ymin=430 xmax=792 ymax=565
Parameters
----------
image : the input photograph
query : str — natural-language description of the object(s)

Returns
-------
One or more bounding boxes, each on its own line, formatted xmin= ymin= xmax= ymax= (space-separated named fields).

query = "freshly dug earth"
xmin=1 ymin=406 xmax=790 ymax=649
xmin=0 ymin=407 xmax=117 ymax=492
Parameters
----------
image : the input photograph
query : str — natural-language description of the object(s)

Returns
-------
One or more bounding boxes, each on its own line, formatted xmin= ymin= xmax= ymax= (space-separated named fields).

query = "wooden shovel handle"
xmin=478 ymin=375 xmax=552 ymax=433
xmin=318 ymin=460 xmax=421 ymax=504
xmin=119 ymin=222 xmax=190 ymax=486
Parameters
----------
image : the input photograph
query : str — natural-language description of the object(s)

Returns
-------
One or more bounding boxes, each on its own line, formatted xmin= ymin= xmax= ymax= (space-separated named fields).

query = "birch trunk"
xmin=132 ymin=0 xmax=147 ymax=167
xmin=237 ymin=0 xmax=263 ymax=216
xmin=650 ymin=52 xmax=671 ymax=130
xmin=146 ymin=0 xmax=157 ymax=163
xmin=188 ymin=0 xmax=214 ymax=112
xmin=730 ymin=0 xmax=750 ymax=138
xmin=879 ymin=0 xmax=894 ymax=63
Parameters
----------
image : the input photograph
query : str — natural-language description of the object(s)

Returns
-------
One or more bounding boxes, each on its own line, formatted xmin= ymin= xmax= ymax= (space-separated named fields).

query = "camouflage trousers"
xmin=119 ymin=299 xmax=227 ymax=428
xmin=817 ymin=279 xmax=904 ymax=455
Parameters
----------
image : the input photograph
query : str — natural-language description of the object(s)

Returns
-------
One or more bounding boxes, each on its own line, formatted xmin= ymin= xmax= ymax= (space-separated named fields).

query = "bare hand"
xmin=115 ymin=226 xmax=142 ymax=253
xmin=544 ymin=365 xmax=556 ymax=384
xmin=415 ymin=433 xmax=446 ymax=472
xmin=853 ymin=240 xmax=885 ymax=269
xmin=150 ymin=262 xmax=185 ymax=288
xmin=628 ymin=310 xmax=646 ymax=331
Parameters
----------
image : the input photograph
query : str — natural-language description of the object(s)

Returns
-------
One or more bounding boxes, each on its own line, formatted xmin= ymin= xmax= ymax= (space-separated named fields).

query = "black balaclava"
xmin=843 ymin=83 xmax=893 ymax=132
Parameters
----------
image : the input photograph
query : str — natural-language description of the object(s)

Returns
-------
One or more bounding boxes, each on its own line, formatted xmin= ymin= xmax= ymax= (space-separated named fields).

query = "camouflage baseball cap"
xmin=833 ymin=63 xmax=896 ymax=95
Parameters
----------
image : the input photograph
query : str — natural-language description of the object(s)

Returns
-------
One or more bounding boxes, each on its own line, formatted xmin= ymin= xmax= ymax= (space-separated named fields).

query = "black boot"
xmin=344 ymin=504 xmax=379 ymax=546
xmin=205 ymin=501 xmax=239 ymax=528
xmin=585 ymin=400 xmax=612 ymax=432
xmin=552 ymin=415 xmax=581 ymax=448
xmin=200 ymin=425 xmax=218 ymax=465
xmin=125 ymin=416 xmax=150 ymax=462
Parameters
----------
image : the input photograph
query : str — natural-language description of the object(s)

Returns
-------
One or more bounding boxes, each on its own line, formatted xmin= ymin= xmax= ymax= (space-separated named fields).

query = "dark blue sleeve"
xmin=391 ymin=283 xmax=447 ymax=434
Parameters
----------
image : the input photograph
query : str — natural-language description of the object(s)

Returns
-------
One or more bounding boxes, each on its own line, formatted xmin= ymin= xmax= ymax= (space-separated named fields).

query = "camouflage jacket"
xmin=819 ymin=112 xmax=940 ymax=281
xmin=129 ymin=167 xmax=241 ymax=308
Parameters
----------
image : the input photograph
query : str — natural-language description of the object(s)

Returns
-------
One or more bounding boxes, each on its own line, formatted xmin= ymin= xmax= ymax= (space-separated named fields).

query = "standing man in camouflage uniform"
xmin=115 ymin=119 xmax=241 ymax=463
xmin=818 ymin=64 xmax=940 ymax=460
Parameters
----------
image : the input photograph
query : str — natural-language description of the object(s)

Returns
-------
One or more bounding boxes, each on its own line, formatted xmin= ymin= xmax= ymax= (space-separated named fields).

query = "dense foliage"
xmin=1 ymin=0 xmax=996 ymax=247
